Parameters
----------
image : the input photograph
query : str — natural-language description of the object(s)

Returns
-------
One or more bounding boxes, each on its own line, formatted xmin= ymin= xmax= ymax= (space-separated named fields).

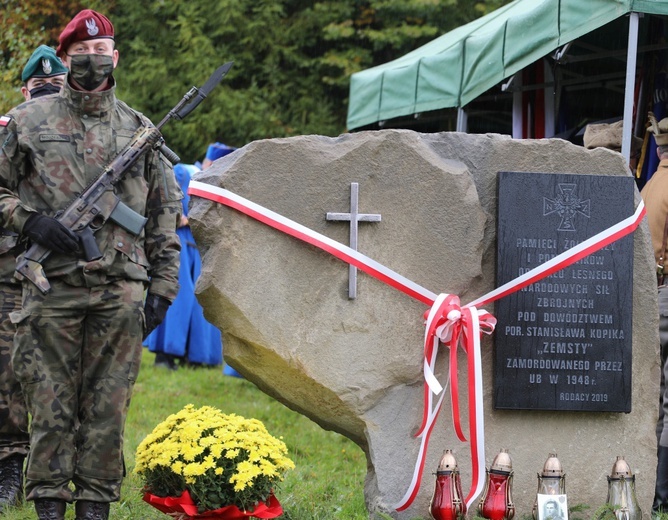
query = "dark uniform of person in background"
xmin=640 ymin=114 xmax=668 ymax=518
xmin=0 ymin=44 xmax=67 ymax=514
xmin=0 ymin=10 xmax=181 ymax=520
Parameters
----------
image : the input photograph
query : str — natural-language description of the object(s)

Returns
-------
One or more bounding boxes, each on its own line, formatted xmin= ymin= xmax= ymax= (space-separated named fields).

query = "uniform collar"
xmin=60 ymin=76 xmax=117 ymax=116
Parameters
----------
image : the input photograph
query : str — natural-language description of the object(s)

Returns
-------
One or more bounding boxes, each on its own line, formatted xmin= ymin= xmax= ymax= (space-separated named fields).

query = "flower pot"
xmin=143 ymin=489 xmax=283 ymax=519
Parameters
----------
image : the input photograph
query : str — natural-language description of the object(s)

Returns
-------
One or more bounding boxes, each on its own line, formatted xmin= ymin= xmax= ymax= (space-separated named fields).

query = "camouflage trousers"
xmin=10 ymin=278 xmax=145 ymax=503
xmin=0 ymin=282 xmax=28 ymax=461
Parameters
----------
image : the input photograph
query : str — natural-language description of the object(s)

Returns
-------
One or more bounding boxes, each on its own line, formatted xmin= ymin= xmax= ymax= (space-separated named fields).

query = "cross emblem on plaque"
xmin=543 ymin=183 xmax=591 ymax=232
xmin=326 ymin=182 xmax=381 ymax=299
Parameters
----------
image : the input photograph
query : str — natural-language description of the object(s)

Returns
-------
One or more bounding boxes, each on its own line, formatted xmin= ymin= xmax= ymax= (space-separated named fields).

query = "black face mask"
xmin=29 ymin=83 xmax=61 ymax=99
xmin=68 ymin=54 xmax=114 ymax=91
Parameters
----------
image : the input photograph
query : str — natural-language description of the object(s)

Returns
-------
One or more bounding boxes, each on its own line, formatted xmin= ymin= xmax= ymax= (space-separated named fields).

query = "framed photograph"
xmin=537 ymin=493 xmax=568 ymax=520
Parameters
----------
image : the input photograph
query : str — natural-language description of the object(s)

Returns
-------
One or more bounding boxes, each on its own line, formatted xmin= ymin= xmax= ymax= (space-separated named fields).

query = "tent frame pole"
xmin=622 ymin=12 xmax=640 ymax=163
xmin=511 ymin=73 xmax=523 ymax=138
xmin=456 ymin=107 xmax=468 ymax=132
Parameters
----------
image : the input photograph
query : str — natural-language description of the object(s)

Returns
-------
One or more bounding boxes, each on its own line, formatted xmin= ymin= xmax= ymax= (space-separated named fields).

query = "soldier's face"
xmin=62 ymin=38 xmax=119 ymax=92
xmin=62 ymin=39 xmax=119 ymax=73
xmin=64 ymin=38 xmax=118 ymax=62
xmin=21 ymin=75 xmax=66 ymax=101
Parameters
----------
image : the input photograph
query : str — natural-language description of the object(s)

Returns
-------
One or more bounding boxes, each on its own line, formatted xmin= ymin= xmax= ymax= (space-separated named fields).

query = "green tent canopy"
xmin=346 ymin=0 xmax=668 ymax=130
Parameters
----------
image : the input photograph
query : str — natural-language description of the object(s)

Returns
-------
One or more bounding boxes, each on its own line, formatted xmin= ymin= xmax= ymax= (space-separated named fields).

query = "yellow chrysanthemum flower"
xmin=134 ymin=404 xmax=295 ymax=513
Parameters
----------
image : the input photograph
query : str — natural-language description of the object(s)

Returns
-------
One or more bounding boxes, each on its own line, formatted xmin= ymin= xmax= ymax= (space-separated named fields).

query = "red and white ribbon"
xmin=188 ymin=180 xmax=646 ymax=512
xmin=398 ymin=293 xmax=496 ymax=512
xmin=188 ymin=181 xmax=438 ymax=304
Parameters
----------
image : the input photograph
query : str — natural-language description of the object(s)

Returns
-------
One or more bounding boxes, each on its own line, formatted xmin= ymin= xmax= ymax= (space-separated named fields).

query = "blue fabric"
xmin=223 ymin=364 xmax=243 ymax=378
xmin=205 ymin=142 xmax=236 ymax=162
xmin=175 ymin=163 xmax=194 ymax=215
xmin=145 ymin=163 xmax=223 ymax=365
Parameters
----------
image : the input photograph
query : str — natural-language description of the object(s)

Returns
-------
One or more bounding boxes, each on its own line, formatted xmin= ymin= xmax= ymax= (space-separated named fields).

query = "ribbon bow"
xmin=395 ymin=294 xmax=496 ymax=512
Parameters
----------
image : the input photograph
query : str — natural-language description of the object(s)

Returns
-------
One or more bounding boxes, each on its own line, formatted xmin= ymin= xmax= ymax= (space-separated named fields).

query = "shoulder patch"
xmin=0 ymin=115 xmax=12 ymax=127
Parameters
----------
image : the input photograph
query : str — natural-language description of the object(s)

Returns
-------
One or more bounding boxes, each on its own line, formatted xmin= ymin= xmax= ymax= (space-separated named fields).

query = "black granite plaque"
xmin=494 ymin=171 xmax=635 ymax=412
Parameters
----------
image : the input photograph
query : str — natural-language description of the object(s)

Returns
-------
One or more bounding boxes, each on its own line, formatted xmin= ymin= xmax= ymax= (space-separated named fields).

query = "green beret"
xmin=21 ymin=45 xmax=68 ymax=83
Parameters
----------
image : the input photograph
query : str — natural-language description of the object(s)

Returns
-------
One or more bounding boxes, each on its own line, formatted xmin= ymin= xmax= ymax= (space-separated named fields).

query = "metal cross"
xmin=326 ymin=182 xmax=381 ymax=299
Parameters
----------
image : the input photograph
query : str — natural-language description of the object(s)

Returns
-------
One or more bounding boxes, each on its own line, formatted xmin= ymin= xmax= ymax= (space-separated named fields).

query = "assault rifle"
xmin=15 ymin=62 xmax=234 ymax=294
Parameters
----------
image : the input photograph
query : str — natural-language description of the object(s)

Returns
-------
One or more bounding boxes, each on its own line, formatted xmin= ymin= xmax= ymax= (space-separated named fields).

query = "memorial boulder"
xmin=188 ymin=130 xmax=657 ymax=519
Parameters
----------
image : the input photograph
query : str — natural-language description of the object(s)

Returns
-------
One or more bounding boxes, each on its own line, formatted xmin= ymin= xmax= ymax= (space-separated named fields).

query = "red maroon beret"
xmin=56 ymin=9 xmax=114 ymax=57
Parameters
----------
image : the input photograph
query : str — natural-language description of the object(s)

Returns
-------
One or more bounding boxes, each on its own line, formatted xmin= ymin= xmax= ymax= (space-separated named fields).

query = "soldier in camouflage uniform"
xmin=0 ymin=44 xmax=67 ymax=514
xmin=0 ymin=10 xmax=181 ymax=520
xmin=19 ymin=45 xmax=67 ymax=101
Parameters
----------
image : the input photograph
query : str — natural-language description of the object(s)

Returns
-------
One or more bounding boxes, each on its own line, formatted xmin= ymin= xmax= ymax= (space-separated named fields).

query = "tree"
xmin=111 ymin=0 xmax=344 ymax=163
xmin=110 ymin=0 xmax=511 ymax=163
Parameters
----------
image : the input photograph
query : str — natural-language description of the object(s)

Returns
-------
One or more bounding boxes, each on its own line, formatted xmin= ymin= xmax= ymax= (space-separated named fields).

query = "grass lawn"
xmin=2 ymin=349 xmax=368 ymax=519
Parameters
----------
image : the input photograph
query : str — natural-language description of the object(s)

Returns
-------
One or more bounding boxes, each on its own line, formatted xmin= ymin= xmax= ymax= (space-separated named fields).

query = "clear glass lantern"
xmin=606 ymin=456 xmax=641 ymax=520
xmin=532 ymin=453 xmax=566 ymax=520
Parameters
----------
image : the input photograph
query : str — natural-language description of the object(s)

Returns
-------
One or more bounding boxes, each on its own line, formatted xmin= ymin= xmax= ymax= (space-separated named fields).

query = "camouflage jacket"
xmin=0 ymin=230 xmax=21 ymax=285
xmin=0 ymin=80 xmax=182 ymax=299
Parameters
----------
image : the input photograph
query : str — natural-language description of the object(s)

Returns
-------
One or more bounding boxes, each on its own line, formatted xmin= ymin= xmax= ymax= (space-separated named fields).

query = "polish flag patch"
xmin=0 ymin=115 xmax=11 ymax=127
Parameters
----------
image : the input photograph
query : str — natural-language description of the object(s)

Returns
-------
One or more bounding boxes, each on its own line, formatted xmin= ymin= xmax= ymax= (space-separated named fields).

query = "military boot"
xmin=75 ymin=500 xmax=110 ymax=520
xmin=34 ymin=498 xmax=66 ymax=520
xmin=653 ymin=446 xmax=668 ymax=519
xmin=0 ymin=454 xmax=25 ymax=512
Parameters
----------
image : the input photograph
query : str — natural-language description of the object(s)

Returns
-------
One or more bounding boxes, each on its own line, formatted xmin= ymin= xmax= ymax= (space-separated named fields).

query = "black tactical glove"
xmin=22 ymin=213 xmax=80 ymax=255
xmin=143 ymin=293 xmax=171 ymax=340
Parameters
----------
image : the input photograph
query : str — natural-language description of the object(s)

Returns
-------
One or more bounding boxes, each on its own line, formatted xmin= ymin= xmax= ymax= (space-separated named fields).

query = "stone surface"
xmin=188 ymin=130 xmax=658 ymax=519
